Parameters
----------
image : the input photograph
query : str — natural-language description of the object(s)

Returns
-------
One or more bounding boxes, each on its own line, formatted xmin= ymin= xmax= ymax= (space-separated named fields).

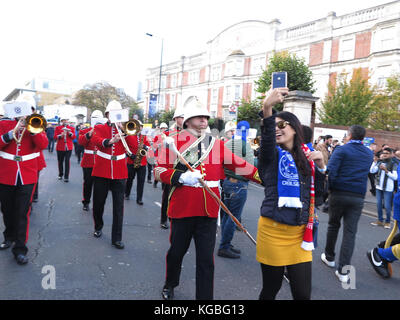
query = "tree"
xmin=318 ymin=69 xmax=375 ymax=126
xmin=368 ymin=74 xmax=400 ymax=131
xmin=255 ymin=51 xmax=315 ymax=111
xmin=237 ymin=98 xmax=262 ymax=131
xmin=72 ymin=82 xmax=140 ymax=118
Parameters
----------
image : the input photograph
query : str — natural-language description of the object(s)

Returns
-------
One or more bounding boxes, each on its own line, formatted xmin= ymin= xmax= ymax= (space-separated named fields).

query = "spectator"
xmin=321 ymin=125 xmax=373 ymax=283
xmin=46 ymin=124 xmax=55 ymax=152
xmin=315 ymin=135 xmax=332 ymax=166
xmin=368 ymin=143 xmax=378 ymax=196
xmin=257 ymin=88 xmax=326 ymax=300
xmin=367 ymin=163 xmax=400 ymax=278
xmin=217 ymin=120 xmax=254 ymax=259
xmin=370 ymin=147 xmax=398 ymax=229
xmin=393 ymin=149 xmax=400 ymax=165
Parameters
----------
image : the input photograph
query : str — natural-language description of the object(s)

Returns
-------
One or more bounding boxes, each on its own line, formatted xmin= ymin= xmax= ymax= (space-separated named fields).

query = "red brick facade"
xmin=355 ymin=32 xmax=371 ymax=59
xmin=331 ymin=39 xmax=339 ymax=63
xmin=309 ymin=42 xmax=324 ymax=66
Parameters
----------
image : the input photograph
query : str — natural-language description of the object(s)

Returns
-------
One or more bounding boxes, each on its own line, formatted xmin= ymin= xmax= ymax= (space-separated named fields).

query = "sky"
xmin=0 ymin=0 xmax=391 ymax=101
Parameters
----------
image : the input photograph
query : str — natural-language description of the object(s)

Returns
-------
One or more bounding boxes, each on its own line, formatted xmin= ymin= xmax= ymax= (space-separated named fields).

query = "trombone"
xmin=114 ymin=119 xmax=142 ymax=157
xmin=13 ymin=114 xmax=47 ymax=144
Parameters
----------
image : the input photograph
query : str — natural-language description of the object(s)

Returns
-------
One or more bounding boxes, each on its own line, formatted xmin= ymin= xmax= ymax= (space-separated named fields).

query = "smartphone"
xmin=272 ymin=72 xmax=288 ymax=89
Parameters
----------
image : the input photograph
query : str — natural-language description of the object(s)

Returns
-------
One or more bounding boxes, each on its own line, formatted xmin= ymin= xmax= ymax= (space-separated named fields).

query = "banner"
xmin=149 ymin=94 xmax=158 ymax=118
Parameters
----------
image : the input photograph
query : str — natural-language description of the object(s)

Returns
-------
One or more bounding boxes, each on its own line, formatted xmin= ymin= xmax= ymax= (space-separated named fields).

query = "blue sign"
xmin=149 ymin=94 xmax=158 ymax=118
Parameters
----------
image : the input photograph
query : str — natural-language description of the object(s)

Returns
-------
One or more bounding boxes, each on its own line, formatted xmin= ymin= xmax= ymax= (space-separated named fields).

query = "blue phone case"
xmin=272 ymin=72 xmax=287 ymax=89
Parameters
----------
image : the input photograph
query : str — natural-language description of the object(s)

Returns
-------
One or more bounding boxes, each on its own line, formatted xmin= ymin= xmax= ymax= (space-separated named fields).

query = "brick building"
xmin=144 ymin=1 xmax=400 ymax=122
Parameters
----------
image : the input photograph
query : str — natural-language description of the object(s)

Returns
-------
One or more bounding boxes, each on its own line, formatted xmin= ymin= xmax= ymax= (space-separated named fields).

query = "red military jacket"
xmin=154 ymin=130 xmax=261 ymax=219
xmin=0 ymin=119 xmax=48 ymax=185
xmin=78 ymin=127 xmax=97 ymax=168
xmin=37 ymin=150 xmax=46 ymax=172
xmin=125 ymin=134 xmax=151 ymax=166
xmin=91 ymin=122 xmax=128 ymax=179
xmin=54 ymin=125 xmax=76 ymax=151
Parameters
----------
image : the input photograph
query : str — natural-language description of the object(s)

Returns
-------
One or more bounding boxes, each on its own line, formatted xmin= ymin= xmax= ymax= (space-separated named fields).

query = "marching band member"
xmin=156 ymin=110 xmax=184 ymax=229
xmin=78 ymin=110 xmax=104 ymax=212
xmin=125 ymin=120 xmax=150 ymax=205
xmin=54 ymin=117 xmax=76 ymax=182
xmin=154 ymin=96 xmax=261 ymax=300
xmin=90 ymin=101 xmax=127 ymax=249
xmin=0 ymin=101 xmax=48 ymax=265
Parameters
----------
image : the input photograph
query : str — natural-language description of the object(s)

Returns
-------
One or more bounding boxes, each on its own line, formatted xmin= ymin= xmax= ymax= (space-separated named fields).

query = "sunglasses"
xmin=276 ymin=120 xmax=290 ymax=129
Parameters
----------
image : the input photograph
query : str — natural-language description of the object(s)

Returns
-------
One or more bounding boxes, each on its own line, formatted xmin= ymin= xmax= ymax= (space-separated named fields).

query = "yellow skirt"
xmin=256 ymin=217 xmax=312 ymax=266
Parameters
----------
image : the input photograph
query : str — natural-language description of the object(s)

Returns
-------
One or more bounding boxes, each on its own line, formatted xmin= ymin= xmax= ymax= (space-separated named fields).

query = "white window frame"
xmin=339 ymin=36 xmax=355 ymax=61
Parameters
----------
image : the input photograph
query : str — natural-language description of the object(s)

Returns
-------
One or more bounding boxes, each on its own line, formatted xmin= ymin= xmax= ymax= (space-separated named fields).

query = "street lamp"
xmin=146 ymin=33 xmax=164 ymax=113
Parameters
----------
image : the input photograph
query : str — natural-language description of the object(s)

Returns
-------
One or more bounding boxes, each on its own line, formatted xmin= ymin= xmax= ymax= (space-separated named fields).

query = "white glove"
xmin=179 ymin=170 xmax=203 ymax=186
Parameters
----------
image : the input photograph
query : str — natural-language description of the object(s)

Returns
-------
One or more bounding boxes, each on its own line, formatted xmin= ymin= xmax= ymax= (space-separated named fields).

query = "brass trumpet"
xmin=114 ymin=119 xmax=143 ymax=157
xmin=26 ymin=114 xmax=47 ymax=134
xmin=13 ymin=114 xmax=47 ymax=144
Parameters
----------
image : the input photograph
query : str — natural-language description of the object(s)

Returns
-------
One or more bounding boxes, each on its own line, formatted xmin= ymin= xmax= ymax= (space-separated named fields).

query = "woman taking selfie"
xmin=256 ymin=88 xmax=326 ymax=300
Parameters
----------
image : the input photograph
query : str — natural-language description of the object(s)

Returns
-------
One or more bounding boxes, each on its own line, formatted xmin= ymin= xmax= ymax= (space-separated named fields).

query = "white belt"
xmin=184 ymin=180 xmax=220 ymax=188
xmin=0 ymin=151 xmax=40 ymax=162
xmin=96 ymin=150 xmax=126 ymax=161
xmin=84 ymin=149 xmax=97 ymax=155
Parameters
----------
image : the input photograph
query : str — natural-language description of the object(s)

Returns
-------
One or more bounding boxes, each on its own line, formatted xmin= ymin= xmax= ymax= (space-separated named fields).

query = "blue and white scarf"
xmin=277 ymin=146 xmax=303 ymax=208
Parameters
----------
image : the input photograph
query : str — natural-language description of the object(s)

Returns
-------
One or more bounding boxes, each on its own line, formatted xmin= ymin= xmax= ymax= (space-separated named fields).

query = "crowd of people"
xmin=0 ymin=88 xmax=399 ymax=300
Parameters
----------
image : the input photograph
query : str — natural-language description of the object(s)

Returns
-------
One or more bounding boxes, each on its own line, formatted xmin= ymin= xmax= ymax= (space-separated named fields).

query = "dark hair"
xmin=301 ymin=125 xmax=313 ymax=144
xmin=383 ymin=147 xmax=394 ymax=153
xmin=324 ymin=135 xmax=333 ymax=140
xmin=276 ymin=111 xmax=310 ymax=176
xmin=349 ymin=125 xmax=366 ymax=141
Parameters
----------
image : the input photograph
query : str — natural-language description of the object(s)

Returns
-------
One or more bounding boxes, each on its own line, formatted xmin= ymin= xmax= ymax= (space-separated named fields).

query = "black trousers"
xmin=33 ymin=172 xmax=40 ymax=200
xmin=82 ymin=167 xmax=94 ymax=205
xmin=259 ymin=262 xmax=312 ymax=300
xmin=165 ymin=217 xmax=217 ymax=300
xmin=92 ymin=177 xmax=125 ymax=243
xmin=160 ymin=183 xmax=170 ymax=224
xmin=57 ymin=150 xmax=72 ymax=179
xmin=0 ymin=179 xmax=35 ymax=256
xmin=147 ymin=163 xmax=153 ymax=182
xmin=125 ymin=164 xmax=146 ymax=201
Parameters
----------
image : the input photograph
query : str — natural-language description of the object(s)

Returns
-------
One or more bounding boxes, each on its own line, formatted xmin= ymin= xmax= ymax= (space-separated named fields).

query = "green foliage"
xmin=255 ymin=51 xmax=315 ymax=110
xmin=368 ymin=74 xmax=400 ymax=131
xmin=318 ymin=69 xmax=375 ymax=126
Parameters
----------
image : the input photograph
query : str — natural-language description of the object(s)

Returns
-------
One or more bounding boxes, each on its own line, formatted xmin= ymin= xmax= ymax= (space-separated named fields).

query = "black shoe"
xmin=64 ymin=178 xmax=69 ymax=182
xmin=147 ymin=180 xmax=152 ymax=184
xmin=58 ymin=176 xmax=62 ymax=180
xmin=15 ymin=254 xmax=28 ymax=265
xmin=125 ymin=195 xmax=130 ymax=200
xmin=112 ymin=241 xmax=125 ymax=249
xmin=136 ymin=200 xmax=143 ymax=205
xmin=217 ymin=248 xmax=240 ymax=259
xmin=94 ymin=230 xmax=102 ymax=238
xmin=229 ymin=245 xmax=241 ymax=254
xmin=83 ymin=204 xmax=89 ymax=211
xmin=161 ymin=286 xmax=174 ymax=300
xmin=32 ymin=198 xmax=38 ymax=203
xmin=367 ymin=247 xmax=390 ymax=279
xmin=0 ymin=240 xmax=12 ymax=250
xmin=160 ymin=222 xmax=169 ymax=229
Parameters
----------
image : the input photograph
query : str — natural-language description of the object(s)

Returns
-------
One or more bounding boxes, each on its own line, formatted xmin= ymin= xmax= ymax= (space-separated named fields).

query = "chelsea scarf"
xmin=276 ymin=145 xmax=315 ymax=251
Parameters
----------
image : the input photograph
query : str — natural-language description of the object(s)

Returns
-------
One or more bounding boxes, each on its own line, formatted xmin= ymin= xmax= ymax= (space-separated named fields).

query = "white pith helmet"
xmin=17 ymin=93 xmax=36 ymax=110
xmin=182 ymin=96 xmax=210 ymax=128
xmin=160 ymin=122 xmax=168 ymax=129
xmin=173 ymin=107 xmax=185 ymax=120
xmin=91 ymin=110 xmax=103 ymax=118
xmin=224 ymin=121 xmax=236 ymax=132
xmin=105 ymin=100 xmax=122 ymax=113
